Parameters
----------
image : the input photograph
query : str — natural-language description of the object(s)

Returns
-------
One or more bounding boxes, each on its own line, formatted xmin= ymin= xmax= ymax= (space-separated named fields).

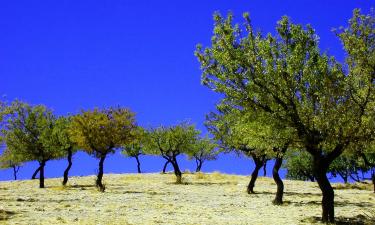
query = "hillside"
xmin=0 ymin=173 xmax=374 ymax=224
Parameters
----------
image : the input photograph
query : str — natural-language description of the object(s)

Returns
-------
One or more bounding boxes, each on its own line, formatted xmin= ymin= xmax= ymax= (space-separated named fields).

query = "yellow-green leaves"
xmin=69 ymin=107 xmax=136 ymax=158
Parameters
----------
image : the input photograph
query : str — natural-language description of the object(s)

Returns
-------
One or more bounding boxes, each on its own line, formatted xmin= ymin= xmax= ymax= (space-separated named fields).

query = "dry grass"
xmin=0 ymin=173 xmax=374 ymax=225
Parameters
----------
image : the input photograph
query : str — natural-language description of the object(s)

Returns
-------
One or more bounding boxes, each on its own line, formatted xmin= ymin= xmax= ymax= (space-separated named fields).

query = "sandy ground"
xmin=0 ymin=173 xmax=374 ymax=225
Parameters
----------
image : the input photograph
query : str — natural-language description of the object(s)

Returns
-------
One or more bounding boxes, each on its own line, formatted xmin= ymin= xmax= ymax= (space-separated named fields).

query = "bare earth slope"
xmin=0 ymin=173 xmax=374 ymax=224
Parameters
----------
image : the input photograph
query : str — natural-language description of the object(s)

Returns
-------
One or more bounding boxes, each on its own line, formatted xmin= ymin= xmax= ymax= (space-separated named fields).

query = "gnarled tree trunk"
xmin=195 ymin=158 xmax=203 ymax=172
xmin=12 ymin=165 xmax=20 ymax=180
xmin=162 ymin=160 xmax=170 ymax=173
xmin=31 ymin=166 xmax=41 ymax=179
xmin=171 ymin=157 xmax=182 ymax=184
xmin=135 ymin=155 xmax=141 ymax=173
xmin=272 ymin=156 xmax=284 ymax=205
xmin=313 ymin=156 xmax=335 ymax=223
xmin=96 ymin=154 xmax=107 ymax=192
xmin=39 ymin=160 xmax=46 ymax=188
xmin=62 ymin=148 xmax=73 ymax=185
xmin=247 ymin=154 xmax=266 ymax=194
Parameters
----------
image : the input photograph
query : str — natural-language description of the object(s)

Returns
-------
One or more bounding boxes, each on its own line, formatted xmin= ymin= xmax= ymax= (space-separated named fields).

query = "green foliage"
xmin=0 ymin=148 xmax=22 ymax=170
xmin=284 ymin=150 xmax=314 ymax=181
xmin=1 ymin=100 xmax=63 ymax=163
xmin=121 ymin=126 xmax=146 ymax=158
xmin=69 ymin=107 xmax=136 ymax=158
xmin=188 ymin=136 xmax=218 ymax=161
xmin=144 ymin=123 xmax=200 ymax=158
xmin=196 ymin=9 xmax=374 ymax=159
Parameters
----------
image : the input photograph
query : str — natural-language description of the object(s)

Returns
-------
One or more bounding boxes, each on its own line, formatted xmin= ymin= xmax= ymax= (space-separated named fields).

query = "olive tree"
xmin=196 ymin=10 xmax=374 ymax=222
xmin=144 ymin=123 xmax=199 ymax=184
xmin=69 ymin=107 xmax=136 ymax=191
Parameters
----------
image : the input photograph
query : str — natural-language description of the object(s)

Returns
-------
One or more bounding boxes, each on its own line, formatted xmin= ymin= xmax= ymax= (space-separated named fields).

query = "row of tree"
xmin=0 ymin=101 xmax=218 ymax=191
xmin=195 ymin=8 xmax=375 ymax=223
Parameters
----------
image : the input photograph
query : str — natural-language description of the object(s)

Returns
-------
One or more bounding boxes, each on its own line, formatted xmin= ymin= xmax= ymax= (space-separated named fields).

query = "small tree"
xmin=145 ymin=123 xmax=199 ymax=184
xmin=0 ymin=148 xmax=22 ymax=180
xmin=69 ymin=107 xmax=136 ymax=191
xmin=187 ymin=136 xmax=218 ymax=172
xmin=49 ymin=116 xmax=78 ymax=185
xmin=284 ymin=150 xmax=315 ymax=182
xmin=121 ymin=127 xmax=146 ymax=173
xmin=1 ymin=101 xmax=62 ymax=188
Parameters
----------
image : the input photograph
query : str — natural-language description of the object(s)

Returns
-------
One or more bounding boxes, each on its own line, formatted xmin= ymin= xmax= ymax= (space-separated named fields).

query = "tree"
xmin=1 ymin=101 xmax=63 ymax=188
xmin=284 ymin=150 xmax=315 ymax=182
xmin=121 ymin=127 xmax=146 ymax=173
xmin=49 ymin=116 xmax=78 ymax=185
xmin=0 ymin=148 xmax=22 ymax=180
xmin=145 ymin=123 xmax=199 ymax=184
xmin=196 ymin=10 xmax=374 ymax=222
xmin=69 ymin=107 xmax=136 ymax=192
xmin=187 ymin=136 xmax=218 ymax=172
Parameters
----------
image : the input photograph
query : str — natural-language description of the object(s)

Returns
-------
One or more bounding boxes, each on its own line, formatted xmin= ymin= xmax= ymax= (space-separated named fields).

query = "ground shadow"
xmin=301 ymin=215 xmax=374 ymax=225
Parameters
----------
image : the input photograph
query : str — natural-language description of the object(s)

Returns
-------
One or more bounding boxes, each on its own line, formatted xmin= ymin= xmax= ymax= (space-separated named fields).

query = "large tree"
xmin=69 ymin=107 xmax=136 ymax=192
xmin=1 ymin=101 xmax=63 ymax=188
xmin=145 ymin=123 xmax=199 ymax=184
xmin=196 ymin=10 xmax=374 ymax=222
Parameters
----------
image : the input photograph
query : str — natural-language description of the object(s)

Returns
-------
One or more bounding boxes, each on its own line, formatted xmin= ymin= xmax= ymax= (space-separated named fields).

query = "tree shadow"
xmin=301 ymin=215 xmax=374 ymax=225
xmin=290 ymin=200 xmax=373 ymax=208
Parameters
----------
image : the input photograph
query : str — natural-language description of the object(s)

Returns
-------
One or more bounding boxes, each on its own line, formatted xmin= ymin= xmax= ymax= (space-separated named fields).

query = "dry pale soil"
xmin=0 ymin=173 xmax=374 ymax=225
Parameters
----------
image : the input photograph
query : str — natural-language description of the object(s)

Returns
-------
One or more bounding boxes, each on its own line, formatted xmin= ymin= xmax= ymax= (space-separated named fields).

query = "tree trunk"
xmin=135 ymin=155 xmax=141 ymax=173
xmin=313 ymin=156 xmax=335 ymax=223
xmin=195 ymin=159 xmax=202 ymax=172
xmin=372 ymin=172 xmax=375 ymax=193
xmin=12 ymin=165 xmax=19 ymax=180
xmin=162 ymin=160 xmax=170 ymax=173
xmin=247 ymin=156 xmax=264 ymax=194
xmin=96 ymin=154 xmax=107 ymax=192
xmin=62 ymin=148 xmax=73 ymax=186
xmin=272 ymin=156 xmax=284 ymax=205
xmin=31 ymin=166 xmax=41 ymax=179
xmin=39 ymin=160 xmax=46 ymax=188
xmin=171 ymin=158 xmax=182 ymax=184
xmin=263 ymin=160 xmax=267 ymax=176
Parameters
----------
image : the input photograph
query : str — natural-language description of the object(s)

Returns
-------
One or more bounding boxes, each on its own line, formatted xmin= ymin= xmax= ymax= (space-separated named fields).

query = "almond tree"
xmin=187 ymin=136 xmax=218 ymax=172
xmin=121 ymin=127 xmax=146 ymax=173
xmin=0 ymin=148 xmax=22 ymax=180
xmin=1 ymin=101 xmax=63 ymax=188
xmin=69 ymin=107 xmax=136 ymax=192
xmin=144 ymin=123 xmax=199 ymax=184
xmin=196 ymin=10 xmax=374 ymax=222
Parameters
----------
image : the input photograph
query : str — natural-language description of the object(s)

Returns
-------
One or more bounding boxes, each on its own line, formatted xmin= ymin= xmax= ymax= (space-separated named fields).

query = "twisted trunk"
xmin=62 ymin=148 xmax=73 ymax=185
xmin=195 ymin=158 xmax=203 ymax=172
xmin=31 ymin=166 xmax=41 ymax=179
xmin=162 ymin=160 xmax=170 ymax=173
xmin=272 ymin=156 xmax=284 ymax=205
xmin=39 ymin=160 xmax=46 ymax=188
xmin=171 ymin=157 xmax=182 ymax=184
xmin=313 ymin=155 xmax=335 ymax=223
xmin=12 ymin=165 xmax=20 ymax=180
xmin=247 ymin=154 xmax=265 ymax=194
xmin=135 ymin=155 xmax=141 ymax=173
xmin=96 ymin=154 xmax=107 ymax=192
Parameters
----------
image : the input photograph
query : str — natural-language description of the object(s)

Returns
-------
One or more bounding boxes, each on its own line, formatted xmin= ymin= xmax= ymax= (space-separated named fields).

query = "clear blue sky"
xmin=0 ymin=1 xmax=373 ymax=181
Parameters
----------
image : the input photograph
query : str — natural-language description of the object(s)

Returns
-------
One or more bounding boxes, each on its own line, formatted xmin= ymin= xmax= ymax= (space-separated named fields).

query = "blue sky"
xmin=0 ymin=1 xmax=373 ymax=181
